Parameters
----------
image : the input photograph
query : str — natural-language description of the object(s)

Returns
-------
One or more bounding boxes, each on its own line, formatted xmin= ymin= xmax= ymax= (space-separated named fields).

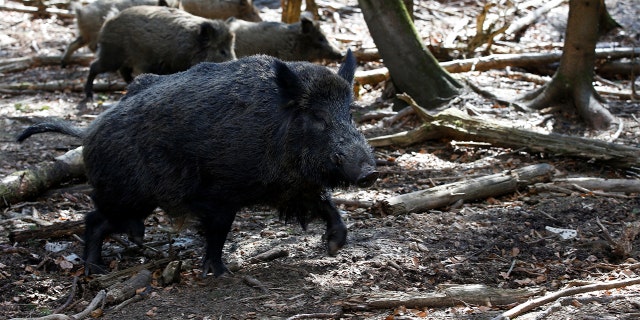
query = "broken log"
xmin=105 ymin=269 xmax=152 ymax=305
xmin=440 ymin=47 xmax=640 ymax=73
xmin=368 ymin=96 xmax=640 ymax=168
xmin=342 ymin=284 xmax=544 ymax=311
xmin=0 ymin=80 xmax=126 ymax=94
xmin=492 ymin=277 xmax=640 ymax=320
xmin=1 ymin=147 xmax=85 ymax=209
xmin=88 ymin=257 xmax=173 ymax=289
xmin=377 ymin=163 xmax=554 ymax=215
xmin=354 ymin=67 xmax=389 ymax=86
xmin=9 ymin=220 xmax=84 ymax=243
xmin=553 ymin=177 xmax=640 ymax=194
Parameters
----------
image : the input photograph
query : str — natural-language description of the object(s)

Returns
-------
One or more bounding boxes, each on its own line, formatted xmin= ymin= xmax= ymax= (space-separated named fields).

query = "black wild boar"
xmin=83 ymin=5 xmax=236 ymax=101
xmin=60 ymin=0 xmax=175 ymax=67
xmin=228 ymin=16 xmax=343 ymax=61
xmin=17 ymin=50 xmax=378 ymax=277
xmin=181 ymin=0 xmax=262 ymax=22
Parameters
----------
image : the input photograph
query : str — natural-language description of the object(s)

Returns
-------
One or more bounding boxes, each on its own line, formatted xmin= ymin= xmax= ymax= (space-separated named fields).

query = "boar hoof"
xmin=84 ymin=262 xmax=108 ymax=276
xmin=325 ymin=224 xmax=347 ymax=256
xmin=202 ymin=259 xmax=230 ymax=278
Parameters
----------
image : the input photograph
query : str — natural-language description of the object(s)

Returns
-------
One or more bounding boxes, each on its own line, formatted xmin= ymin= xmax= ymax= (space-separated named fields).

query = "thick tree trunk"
xmin=359 ymin=0 xmax=462 ymax=108
xmin=281 ymin=0 xmax=302 ymax=23
xmin=518 ymin=0 xmax=616 ymax=129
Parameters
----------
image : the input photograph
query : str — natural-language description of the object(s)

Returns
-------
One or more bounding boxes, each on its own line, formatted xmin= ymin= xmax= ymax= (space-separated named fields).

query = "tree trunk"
xmin=359 ymin=0 xmax=462 ymax=108
xmin=517 ymin=0 xmax=616 ymax=129
xmin=281 ymin=0 xmax=302 ymax=23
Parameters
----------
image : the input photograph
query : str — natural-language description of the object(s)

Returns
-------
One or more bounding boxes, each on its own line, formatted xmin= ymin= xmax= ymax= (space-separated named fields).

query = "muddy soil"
xmin=1 ymin=0 xmax=640 ymax=319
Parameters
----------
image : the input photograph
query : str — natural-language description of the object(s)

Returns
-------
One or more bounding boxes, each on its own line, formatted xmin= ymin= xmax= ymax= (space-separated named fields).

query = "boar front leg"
xmin=316 ymin=191 xmax=347 ymax=256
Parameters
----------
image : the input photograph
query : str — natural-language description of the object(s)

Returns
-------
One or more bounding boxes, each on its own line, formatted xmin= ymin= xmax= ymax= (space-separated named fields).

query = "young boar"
xmin=83 ymin=5 xmax=235 ymax=101
xmin=181 ymin=0 xmax=262 ymax=22
xmin=60 ymin=0 xmax=174 ymax=67
xmin=228 ymin=16 xmax=343 ymax=62
xmin=18 ymin=51 xmax=378 ymax=277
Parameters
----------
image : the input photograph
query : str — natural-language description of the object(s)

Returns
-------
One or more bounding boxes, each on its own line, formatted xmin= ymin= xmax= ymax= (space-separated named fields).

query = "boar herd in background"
xmin=62 ymin=0 xmax=344 ymax=101
xmin=17 ymin=0 xmax=378 ymax=277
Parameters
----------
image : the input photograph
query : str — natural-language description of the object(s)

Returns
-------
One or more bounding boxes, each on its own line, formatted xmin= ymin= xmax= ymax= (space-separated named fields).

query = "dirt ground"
xmin=2 ymin=0 xmax=640 ymax=319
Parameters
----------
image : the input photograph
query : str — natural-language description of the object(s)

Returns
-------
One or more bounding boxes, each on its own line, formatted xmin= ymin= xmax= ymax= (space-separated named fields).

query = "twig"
xmin=72 ymin=289 xmax=106 ymax=319
xmin=285 ymin=312 xmax=342 ymax=320
xmin=533 ymin=294 xmax=634 ymax=319
xmin=491 ymin=277 xmax=640 ymax=320
xmin=381 ymin=105 xmax=414 ymax=127
xmin=595 ymin=216 xmax=618 ymax=248
xmin=242 ymin=275 xmax=271 ymax=294
xmin=53 ymin=276 xmax=79 ymax=314
xmin=504 ymin=259 xmax=517 ymax=279
xmin=111 ymin=294 xmax=144 ymax=312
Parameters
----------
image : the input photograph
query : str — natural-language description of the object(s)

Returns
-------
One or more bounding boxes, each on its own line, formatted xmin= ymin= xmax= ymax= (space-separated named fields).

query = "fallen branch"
xmin=248 ymin=248 xmax=289 ymax=264
xmin=376 ymin=163 xmax=554 ymax=215
xmin=8 ymin=289 xmax=107 ymax=320
xmin=342 ymin=284 xmax=544 ymax=311
xmin=368 ymin=95 xmax=640 ymax=168
xmin=1 ymin=147 xmax=85 ymax=209
xmin=0 ymin=54 xmax=94 ymax=73
xmin=0 ymin=4 xmax=74 ymax=18
xmin=286 ymin=312 xmax=342 ymax=320
xmin=8 ymin=220 xmax=84 ymax=243
xmin=354 ymin=67 xmax=388 ymax=86
xmin=491 ymin=277 xmax=640 ymax=320
xmin=105 ymin=269 xmax=152 ymax=305
xmin=440 ymin=47 xmax=640 ymax=73
xmin=499 ymin=0 xmax=568 ymax=40
xmin=0 ymin=80 xmax=126 ymax=94
xmin=552 ymin=177 xmax=640 ymax=194
xmin=242 ymin=275 xmax=271 ymax=293
xmin=88 ymin=257 xmax=172 ymax=289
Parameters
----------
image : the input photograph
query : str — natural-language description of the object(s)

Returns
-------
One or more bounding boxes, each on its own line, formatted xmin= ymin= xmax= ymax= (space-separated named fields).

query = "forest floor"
xmin=2 ymin=0 xmax=640 ymax=319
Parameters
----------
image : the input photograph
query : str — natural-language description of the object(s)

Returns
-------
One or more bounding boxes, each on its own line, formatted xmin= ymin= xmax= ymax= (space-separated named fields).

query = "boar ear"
xmin=198 ymin=22 xmax=217 ymax=43
xmin=337 ymin=49 xmax=356 ymax=84
xmin=300 ymin=16 xmax=314 ymax=34
xmin=274 ymin=60 xmax=303 ymax=106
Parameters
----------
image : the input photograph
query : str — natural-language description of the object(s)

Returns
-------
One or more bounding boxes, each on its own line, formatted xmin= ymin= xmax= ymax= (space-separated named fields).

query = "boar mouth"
xmin=356 ymin=170 xmax=379 ymax=188
xmin=330 ymin=153 xmax=378 ymax=188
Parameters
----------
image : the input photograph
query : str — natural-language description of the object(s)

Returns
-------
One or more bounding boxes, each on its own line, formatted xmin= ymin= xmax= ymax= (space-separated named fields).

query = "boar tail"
xmin=17 ymin=119 xmax=85 ymax=143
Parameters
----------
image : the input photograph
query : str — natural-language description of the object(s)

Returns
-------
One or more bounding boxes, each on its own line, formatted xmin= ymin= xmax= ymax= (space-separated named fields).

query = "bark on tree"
xmin=281 ymin=0 xmax=302 ymax=23
xmin=359 ymin=0 xmax=462 ymax=108
xmin=517 ymin=0 xmax=617 ymax=129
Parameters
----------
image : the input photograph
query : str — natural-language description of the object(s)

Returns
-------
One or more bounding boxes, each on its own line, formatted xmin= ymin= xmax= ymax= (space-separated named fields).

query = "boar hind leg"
xmin=83 ymin=207 xmax=152 ymax=275
xmin=61 ymin=36 xmax=86 ymax=68
xmin=315 ymin=192 xmax=347 ymax=256
xmin=83 ymin=60 xmax=107 ymax=101
xmin=83 ymin=210 xmax=113 ymax=275
xmin=191 ymin=201 xmax=238 ymax=277
xmin=118 ymin=66 xmax=134 ymax=83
